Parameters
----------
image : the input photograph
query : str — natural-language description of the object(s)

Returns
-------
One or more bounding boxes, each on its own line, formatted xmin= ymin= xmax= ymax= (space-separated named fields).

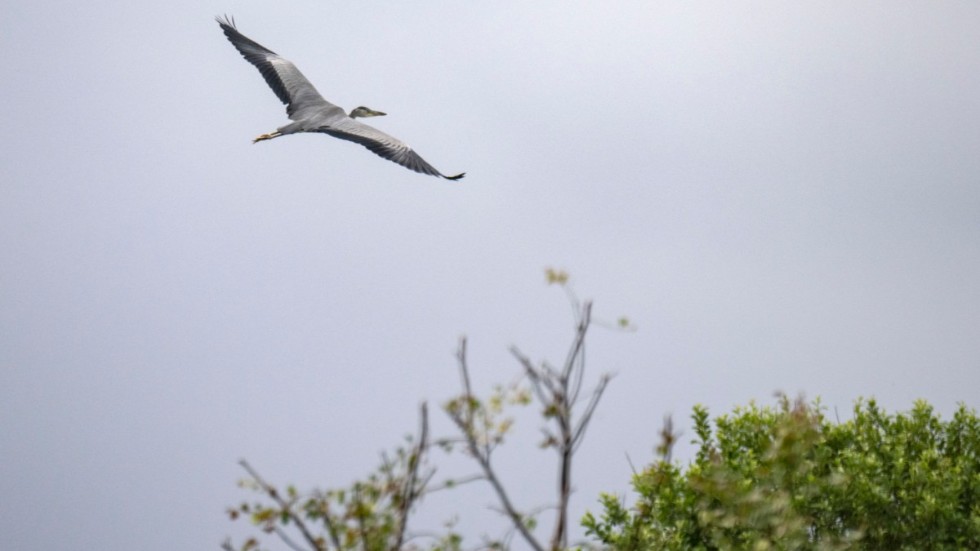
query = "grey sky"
xmin=2 ymin=2 xmax=979 ymax=549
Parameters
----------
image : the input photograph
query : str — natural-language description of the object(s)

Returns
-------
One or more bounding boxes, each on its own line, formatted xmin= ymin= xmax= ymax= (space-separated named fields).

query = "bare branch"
xmin=447 ymin=406 xmax=543 ymax=551
xmin=457 ymin=337 xmax=473 ymax=407
xmin=392 ymin=403 xmax=430 ymax=551
xmin=310 ymin=491 xmax=343 ymax=550
xmin=510 ymin=346 xmax=556 ymax=405
xmin=572 ymin=375 xmax=613 ymax=452
xmin=561 ymin=301 xmax=592 ymax=380
xmin=567 ymin=340 xmax=587 ymax=410
xmin=431 ymin=435 xmax=468 ymax=446
xmin=451 ymin=339 xmax=545 ymax=551
xmin=425 ymin=473 xmax=486 ymax=493
xmin=552 ymin=424 xmax=572 ymax=551
xmin=274 ymin=526 xmax=313 ymax=551
xmin=448 ymin=295 xmax=614 ymax=551
xmin=561 ymin=282 xmax=582 ymax=321
xmin=566 ymin=305 xmax=593 ymax=409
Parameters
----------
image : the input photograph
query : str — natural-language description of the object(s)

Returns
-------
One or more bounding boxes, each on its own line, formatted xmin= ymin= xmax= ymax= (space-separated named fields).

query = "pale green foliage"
xmin=224 ymin=274 xmax=607 ymax=551
xmin=583 ymin=397 xmax=980 ymax=550
xmin=545 ymin=267 xmax=569 ymax=286
xmin=443 ymin=381 xmax=531 ymax=452
xmin=223 ymin=273 xmax=623 ymax=551
xmin=224 ymin=431 xmax=451 ymax=551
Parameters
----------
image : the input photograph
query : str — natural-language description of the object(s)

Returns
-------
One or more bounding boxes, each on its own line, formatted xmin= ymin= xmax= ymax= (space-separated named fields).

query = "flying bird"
xmin=216 ymin=16 xmax=464 ymax=180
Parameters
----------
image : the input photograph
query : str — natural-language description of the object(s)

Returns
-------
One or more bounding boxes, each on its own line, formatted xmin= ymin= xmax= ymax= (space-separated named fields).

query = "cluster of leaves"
xmin=584 ymin=397 xmax=980 ymax=550
xmin=223 ymin=409 xmax=460 ymax=551
xmin=443 ymin=381 xmax=531 ymax=453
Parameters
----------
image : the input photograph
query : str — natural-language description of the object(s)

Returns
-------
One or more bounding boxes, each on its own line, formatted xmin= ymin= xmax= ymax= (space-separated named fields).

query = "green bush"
xmin=584 ymin=397 xmax=980 ymax=550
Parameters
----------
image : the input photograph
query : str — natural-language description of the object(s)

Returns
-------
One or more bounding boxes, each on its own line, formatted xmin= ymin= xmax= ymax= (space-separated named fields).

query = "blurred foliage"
xmin=223 ymin=430 xmax=458 ymax=551
xmin=442 ymin=381 xmax=531 ymax=453
xmin=545 ymin=268 xmax=569 ymax=286
xmin=583 ymin=397 xmax=980 ymax=550
xmin=224 ymin=271 xmax=622 ymax=551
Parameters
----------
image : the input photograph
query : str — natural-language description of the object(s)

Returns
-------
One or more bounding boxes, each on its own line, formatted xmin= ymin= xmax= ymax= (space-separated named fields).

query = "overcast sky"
xmin=2 ymin=2 xmax=979 ymax=549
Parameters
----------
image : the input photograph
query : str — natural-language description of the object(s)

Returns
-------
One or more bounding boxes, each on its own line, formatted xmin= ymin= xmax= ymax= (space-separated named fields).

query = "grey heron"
xmin=216 ymin=16 xmax=465 ymax=180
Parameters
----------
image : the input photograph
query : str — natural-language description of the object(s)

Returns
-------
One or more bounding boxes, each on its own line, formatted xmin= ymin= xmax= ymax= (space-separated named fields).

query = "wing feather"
xmin=319 ymin=119 xmax=464 ymax=180
xmin=216 ymin=16 xmax=334 ymax=118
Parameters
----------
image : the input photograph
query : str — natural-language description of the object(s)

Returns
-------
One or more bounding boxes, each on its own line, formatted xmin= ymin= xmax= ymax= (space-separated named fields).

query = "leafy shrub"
xmin=584 ymin=397 xmax=980 ymax=550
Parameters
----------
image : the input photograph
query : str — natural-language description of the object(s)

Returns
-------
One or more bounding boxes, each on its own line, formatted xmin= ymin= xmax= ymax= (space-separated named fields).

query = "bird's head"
xmin=349 ymin=106 xmax=387 ymax=119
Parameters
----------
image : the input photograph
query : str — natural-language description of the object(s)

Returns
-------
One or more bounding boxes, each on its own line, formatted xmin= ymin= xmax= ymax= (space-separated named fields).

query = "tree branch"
xmin=274 ymin=526 xmax=313 ymax=551
xmin=238 ymin=460 xmax=325 ymax=551
xmin=447 ymin=298 xmax=611 ymax=551
xmin=561 ymin=301 xmax=592 ymax=380
xmin=450 ymin=338 xmax=545 ymax=551
xmin=392 ymin=403 xmax=429 ymax=551
xmin=572 ymin=374 xmax=612 ymax=452
xmin=425 ymin=473 xmax=486 ymax=493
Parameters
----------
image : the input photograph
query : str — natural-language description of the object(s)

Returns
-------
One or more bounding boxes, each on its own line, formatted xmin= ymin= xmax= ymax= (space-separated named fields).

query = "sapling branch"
xmin=392 ymin=403 xmax=430 ymax=551
xmin=238 ymin=459 xmax=326 ymax=551
xmin=449 ymin=338 xmax=546 ymax=551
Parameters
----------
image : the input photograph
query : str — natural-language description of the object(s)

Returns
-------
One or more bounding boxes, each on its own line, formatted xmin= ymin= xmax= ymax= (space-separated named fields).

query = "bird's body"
xmin=216 ymin=16 xmax=464 ymax=180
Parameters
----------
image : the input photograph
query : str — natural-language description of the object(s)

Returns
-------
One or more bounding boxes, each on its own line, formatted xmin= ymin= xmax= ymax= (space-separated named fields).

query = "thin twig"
xmin=451 ymin=298 xmax=610 ymax=551
xmin=567 ymin=303 xmax=592 ymax=409
xmin=425 ymin=473 xmax=486 ymax=493
xmin=238 ymin=460 xmax=324 ymax=551
xmin=447 ymin=408 xmax=543 ymax=551
xmin=548 ymin=305 xmax=594 ymax=551
xmin=568 ymin=349 xmax=584 ymax=409
xmin=457 ymin=337 xmax=473 ymax=408
xmin=392 ymin=403 xmax=429 ymax=551
xmin=561 ymin=301 xmax=592 ymax=379
xmin=562 ymin=284 xmax=582 ymax=322
xmin=312 ymin=491 xmax=343 ymax=550
xmin=510 ymin=346 xmax=556 ymax=405
xmin=625 ymin=452 xmax=638 ymax=476
xmin=274 ymin=526 xmax=312 ymax=551
xmin=572 ymin=375 xmax=612 ymax=451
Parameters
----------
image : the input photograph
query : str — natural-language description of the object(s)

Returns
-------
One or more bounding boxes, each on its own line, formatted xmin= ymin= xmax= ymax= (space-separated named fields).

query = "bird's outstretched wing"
xmin=319 ymin=118 xmax=465 ymax=180
xmin=216 ymin=16 xmax=336 ymax=119
xmin=217 ymin=16 xmax=465 ymax=180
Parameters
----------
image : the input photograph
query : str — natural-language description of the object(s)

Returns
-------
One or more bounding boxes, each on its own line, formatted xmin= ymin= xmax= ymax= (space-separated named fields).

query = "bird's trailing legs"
xmin=253 ymin=131 xmax=282 ymax=143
